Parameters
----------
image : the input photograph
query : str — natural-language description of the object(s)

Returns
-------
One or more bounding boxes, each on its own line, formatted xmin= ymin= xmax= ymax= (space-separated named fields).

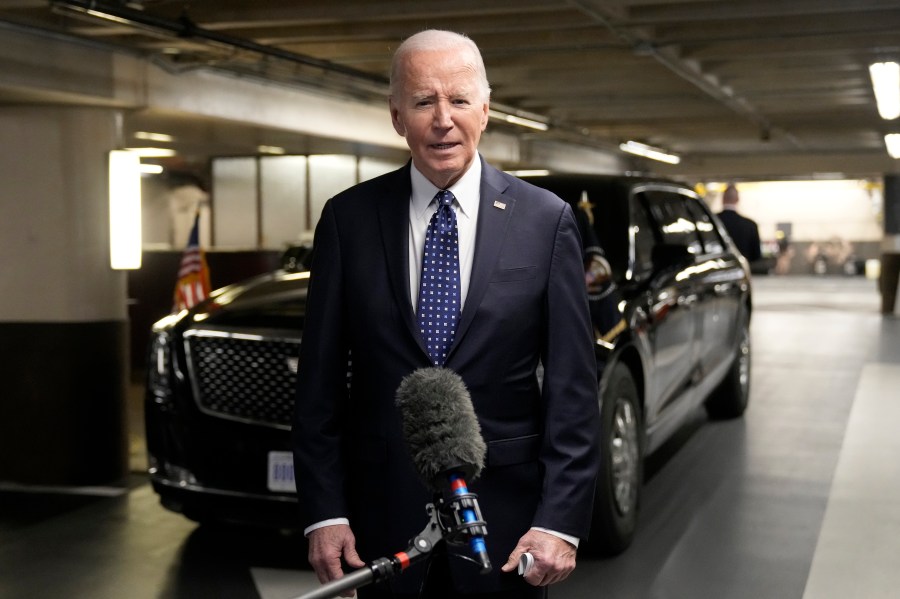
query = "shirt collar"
xmin=410 ymin=155 xmax=481 ymax=219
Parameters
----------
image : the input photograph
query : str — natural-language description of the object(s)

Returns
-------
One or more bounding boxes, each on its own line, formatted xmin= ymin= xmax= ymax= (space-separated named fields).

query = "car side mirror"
xmin=651 ymin=243 xmax=692 ymax=272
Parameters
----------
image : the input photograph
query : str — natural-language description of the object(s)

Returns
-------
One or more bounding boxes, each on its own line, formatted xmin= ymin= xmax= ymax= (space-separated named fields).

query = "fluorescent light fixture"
xmin=504 ymin=114 xmax=549 ymax=131
xmin=506 ymin=169 xmax=551 ymax=177
xmin=869 ymin=62 xmax=900 ymax=120
xmin=140 ymin=163 xmax=164 ymax=174
xmin=886 ymin=134 xmax=900 ymax=159
xmin=257 ymin=145 xmax=286 ymax=155
xmin=81 ymin=8 xmax=134 ymax=26
xmin=125 ymin=147 xmax=176 ymax=158
xmin=109 ymin=150 xmax=142 ymax=270
xmin=489 ymin=109 xmax=550 ymax=131
xmin=134 ymin=131 xmax=175 ymax=143
xmin=619 ymin=140 xmax=681 ymax=165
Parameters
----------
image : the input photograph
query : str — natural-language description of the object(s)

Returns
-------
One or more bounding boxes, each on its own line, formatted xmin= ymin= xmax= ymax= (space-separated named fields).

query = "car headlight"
xmin=148 ymin=331 xmax=174 ymax=406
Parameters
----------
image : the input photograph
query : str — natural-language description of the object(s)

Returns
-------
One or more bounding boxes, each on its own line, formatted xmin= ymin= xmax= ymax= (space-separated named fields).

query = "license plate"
xmin=267 ymin=451 xmax=296 ymax=492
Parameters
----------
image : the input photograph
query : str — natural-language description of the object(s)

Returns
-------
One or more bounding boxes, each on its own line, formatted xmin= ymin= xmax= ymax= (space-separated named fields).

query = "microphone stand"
xmin=292 ymin=491 xmax=489 ymax=599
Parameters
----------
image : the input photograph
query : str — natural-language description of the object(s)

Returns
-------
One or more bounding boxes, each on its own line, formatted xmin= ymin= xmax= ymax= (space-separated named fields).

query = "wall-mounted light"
xmin=619 ymin=140 xmax=681 ymax=165
xmin=108 ymin=150 xmax=142 ymax=269
xmin=886 ymin=134 xmax=900 ymax=159
xmin=869 ymin=62 xmax=900 ymax=120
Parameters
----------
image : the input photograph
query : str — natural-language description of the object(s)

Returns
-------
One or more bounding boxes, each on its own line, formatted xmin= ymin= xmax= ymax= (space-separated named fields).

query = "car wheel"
xmin=587 ymin=362 xmax=642 ymax=556
xmin=705 ymin=311 xmax=751 ymax=419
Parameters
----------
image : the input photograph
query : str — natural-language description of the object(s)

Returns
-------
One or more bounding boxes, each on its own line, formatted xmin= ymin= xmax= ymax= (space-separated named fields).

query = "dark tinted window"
xmin=522 ymin=177 xmax=630 ymax=281
xmin=641 ymin=190 xmax=703 ymax=255
xmin=684 ymin=198 xmax=725 ymax=255
xmin=630 ymin=193 xmax=657 ymax=277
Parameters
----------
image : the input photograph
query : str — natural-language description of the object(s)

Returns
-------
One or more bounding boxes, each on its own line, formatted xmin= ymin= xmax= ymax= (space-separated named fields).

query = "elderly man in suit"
xmin=292 ymin=30 xmax=600 ymax=599
xmin=717 ymin=183 xmax=762 ymax=263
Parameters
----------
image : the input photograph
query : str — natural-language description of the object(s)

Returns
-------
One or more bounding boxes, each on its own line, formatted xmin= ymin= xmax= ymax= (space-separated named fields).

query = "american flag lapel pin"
xmin=493 ymin=200 xmax=507 ymax=210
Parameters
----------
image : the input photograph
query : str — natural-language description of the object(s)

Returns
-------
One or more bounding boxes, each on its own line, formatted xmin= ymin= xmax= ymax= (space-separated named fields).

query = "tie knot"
xmin=436 ymin=190 xmax=455 ymax=207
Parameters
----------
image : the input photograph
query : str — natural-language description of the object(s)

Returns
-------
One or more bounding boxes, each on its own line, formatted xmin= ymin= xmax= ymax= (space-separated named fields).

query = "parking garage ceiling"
xmin=2 ymin=0 xmax=900 ymax=180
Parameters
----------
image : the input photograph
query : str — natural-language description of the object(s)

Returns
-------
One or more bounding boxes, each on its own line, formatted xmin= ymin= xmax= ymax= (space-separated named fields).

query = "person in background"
xmin=291 ymin=29 xmax=600 ymax=599
xmin=717 ymin=183 xmax=762 ymax=264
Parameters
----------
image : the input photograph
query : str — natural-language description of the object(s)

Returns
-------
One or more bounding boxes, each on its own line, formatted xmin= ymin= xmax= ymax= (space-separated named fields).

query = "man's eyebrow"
xmin=408 ymin=87 xmax=475 ymax=102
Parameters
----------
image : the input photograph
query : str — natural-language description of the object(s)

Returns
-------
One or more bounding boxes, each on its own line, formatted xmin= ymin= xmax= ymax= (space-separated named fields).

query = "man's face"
xmin=389 ymin=47 xmax=489 ymax=189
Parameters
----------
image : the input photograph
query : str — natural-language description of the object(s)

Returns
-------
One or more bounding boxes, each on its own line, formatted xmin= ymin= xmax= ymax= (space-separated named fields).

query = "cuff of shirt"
xmin=531 ymin=526 xmax=580 ymax=549
xmin=304 ymin=517 xmax=350 ymax=537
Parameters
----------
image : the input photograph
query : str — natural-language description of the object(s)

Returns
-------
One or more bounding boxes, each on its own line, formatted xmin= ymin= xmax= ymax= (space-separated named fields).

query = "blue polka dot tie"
xmin=417 ymin=190 xmax=460 ymax=366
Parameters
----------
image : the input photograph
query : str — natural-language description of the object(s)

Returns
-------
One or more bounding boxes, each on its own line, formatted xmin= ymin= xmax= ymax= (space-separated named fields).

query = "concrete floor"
xmin=1 ymin=275 xmax=898 ymax=599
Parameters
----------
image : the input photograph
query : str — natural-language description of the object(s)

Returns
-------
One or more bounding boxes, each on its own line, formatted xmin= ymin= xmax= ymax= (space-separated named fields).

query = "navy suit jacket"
xmin=292 ymin=158 xmax=600 ymax=593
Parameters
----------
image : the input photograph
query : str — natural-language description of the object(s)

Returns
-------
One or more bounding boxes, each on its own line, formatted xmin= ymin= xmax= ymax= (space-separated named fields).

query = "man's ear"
xmin=480 ymin=101 xmax=490 ymax=131
xmin=389 ymin=98 xmax=406 ymax=136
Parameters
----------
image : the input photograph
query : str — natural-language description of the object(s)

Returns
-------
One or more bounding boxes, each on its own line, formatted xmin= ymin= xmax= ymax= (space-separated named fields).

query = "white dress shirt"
xmin=408 ymin=157 xmax=481 ymax=310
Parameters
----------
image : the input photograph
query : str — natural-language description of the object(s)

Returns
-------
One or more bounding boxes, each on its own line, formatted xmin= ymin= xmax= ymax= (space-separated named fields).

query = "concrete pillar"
xmin=0 ymin=106 xmax=129 ymax=485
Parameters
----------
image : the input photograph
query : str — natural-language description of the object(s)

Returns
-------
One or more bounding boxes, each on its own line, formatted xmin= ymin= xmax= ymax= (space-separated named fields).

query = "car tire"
xmin=586 ymin=362 xmax=643 ymax=556
xmin=705 ymin=311 xmax=751 ymax=420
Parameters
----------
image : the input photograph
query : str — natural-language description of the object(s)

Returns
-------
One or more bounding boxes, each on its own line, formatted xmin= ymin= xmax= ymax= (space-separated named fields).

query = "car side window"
xmin=684 ymin=198 xmax=725 ymax=255
xmin=643 ymin=190 xmax=703 ymax=255
xmin=630 ymin=193 xmax=657 ymax=278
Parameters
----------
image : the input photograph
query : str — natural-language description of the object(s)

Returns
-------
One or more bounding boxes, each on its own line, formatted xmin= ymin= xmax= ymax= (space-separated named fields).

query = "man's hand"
xmin=500 ymin=529 xmax=577 ymax=587
xmin=307 ymin=524 xmax=366 ymax=598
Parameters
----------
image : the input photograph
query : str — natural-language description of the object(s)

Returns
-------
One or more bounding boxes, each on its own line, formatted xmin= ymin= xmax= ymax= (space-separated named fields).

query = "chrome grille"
xmin=184 ymin=329 xmax=300 ymax=429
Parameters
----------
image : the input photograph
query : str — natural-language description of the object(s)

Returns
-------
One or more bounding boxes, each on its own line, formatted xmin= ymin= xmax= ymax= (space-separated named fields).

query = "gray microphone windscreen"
xmin=395 ymin=367 xmax=486 ymax=491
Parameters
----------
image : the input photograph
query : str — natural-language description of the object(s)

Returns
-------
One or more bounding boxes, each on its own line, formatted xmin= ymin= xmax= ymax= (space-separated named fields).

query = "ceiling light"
xmin=869 ymin=62 xmax=900 ymax=120
xmin=78 ymin=7 xmax=134 ymax=26
xmin=507 ymin=169 xmax=551 ymax=177
xmin=257 ymin=145 xmax=286 ymax=155
xmin=140 ymin=163 xmax=164 ymax=174
xmin=619 ymin=140 xmax=681 ymax=165
xmin=489 ymin=109 xmax=549 ymax=131
xmin=125 ymin=147 xmax=176 ymax=157
xmin=504 ymin=114 xmax=549 ymax=131
xmin=886 ymin=134 xmax=900 ymax=159
xmin=134 ymin=131 xmax=175 ymax=143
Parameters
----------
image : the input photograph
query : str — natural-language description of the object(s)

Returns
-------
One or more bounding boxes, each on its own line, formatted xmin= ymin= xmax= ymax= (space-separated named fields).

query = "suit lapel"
xmin=375 ymin=163 xmax=426 ymax=353
xmin=449 ymin=160 xmax=513 ymax=356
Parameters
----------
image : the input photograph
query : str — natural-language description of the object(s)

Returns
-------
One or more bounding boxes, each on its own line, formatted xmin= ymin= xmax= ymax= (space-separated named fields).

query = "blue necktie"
xmin=417 ymin=190 xmax=461 ymax=366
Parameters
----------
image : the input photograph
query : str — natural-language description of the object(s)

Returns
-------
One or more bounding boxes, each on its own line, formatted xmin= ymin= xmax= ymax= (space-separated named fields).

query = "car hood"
xmin=156 ymin=270 xmax=309 ymax=333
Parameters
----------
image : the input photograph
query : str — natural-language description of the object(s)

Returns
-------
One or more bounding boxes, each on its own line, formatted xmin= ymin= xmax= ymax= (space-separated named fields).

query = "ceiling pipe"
xmin=51 ymin=0 xmax=390 ymax=91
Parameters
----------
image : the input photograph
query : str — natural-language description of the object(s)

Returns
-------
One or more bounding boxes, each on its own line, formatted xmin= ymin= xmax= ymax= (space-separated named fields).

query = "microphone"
xmin=395 ymin=367 xmax=491 ymax=573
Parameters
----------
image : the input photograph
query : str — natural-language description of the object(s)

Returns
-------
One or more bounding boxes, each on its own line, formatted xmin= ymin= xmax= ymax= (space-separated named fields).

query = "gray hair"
xmin=390 ymin=29 xmax=492 ymax=103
